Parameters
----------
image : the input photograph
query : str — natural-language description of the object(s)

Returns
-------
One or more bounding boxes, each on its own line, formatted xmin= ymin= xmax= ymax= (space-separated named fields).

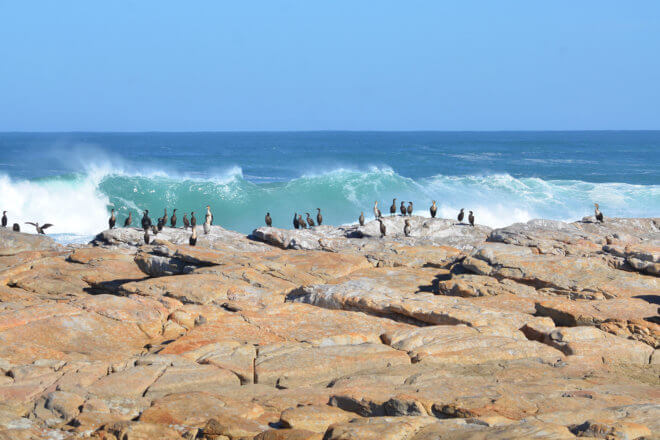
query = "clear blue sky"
xmin=0 ymin=1 xmax=658 ymax=131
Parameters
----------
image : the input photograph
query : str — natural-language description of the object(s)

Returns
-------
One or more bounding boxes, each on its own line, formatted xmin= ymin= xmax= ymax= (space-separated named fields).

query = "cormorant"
xmin=594 ymin=203 xmax=604 ymax=223
xmin=170 ymin=209 xmax=177 ymax=228
xmin=378 ymin=218 xmax=386 ymax=237
xmin=141 ymin=210 xmax=152 ymax=230
xmin=109 ymin=209 xmax=116 ymax=229
xmin=25 ymin=222 xmax=53 ymax=235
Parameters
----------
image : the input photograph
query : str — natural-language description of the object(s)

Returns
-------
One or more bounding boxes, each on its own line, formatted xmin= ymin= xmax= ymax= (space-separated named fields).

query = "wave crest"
xmin=0 ymin=168 xmax=657 ymax=241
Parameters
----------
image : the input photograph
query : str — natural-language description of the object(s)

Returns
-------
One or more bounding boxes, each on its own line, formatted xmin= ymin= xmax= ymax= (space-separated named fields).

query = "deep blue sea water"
xmin=0 ymin=131 xmax=658 ymax=243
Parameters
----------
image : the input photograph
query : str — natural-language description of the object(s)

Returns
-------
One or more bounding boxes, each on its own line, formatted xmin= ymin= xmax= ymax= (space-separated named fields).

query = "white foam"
xmin=0 ymin=174 xmax=109 ymax=236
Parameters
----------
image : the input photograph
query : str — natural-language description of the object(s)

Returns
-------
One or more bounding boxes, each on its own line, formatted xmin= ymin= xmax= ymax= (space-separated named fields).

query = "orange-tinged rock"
xmin=0 ymin=312 xmax=151 ymax=364
xmin=279 ymin=404 xmax=356 ymax=433
xmin=139 ymin=391 xmax=265 ymax=427
xmin=254 ymin=342 xmax=410 ymax=388
xmin=160 ymin=314 xmax=283 ymax=357
xmin=87 ymin=365 xmax=165 ymax=398
xmin=144 ymin=364 xmax=241 ymax=399
xmin=240 ymin=303 xmax=413 ymax=347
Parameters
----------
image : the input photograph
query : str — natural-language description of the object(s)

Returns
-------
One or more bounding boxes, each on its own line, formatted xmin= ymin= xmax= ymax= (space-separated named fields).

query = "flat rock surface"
xmin=0 ymin=218 xmax=658 ymax=438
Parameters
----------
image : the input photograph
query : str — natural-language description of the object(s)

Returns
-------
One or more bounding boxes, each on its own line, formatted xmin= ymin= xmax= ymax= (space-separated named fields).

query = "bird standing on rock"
xmin=25 ymin=222 xmax=53 ymax=235
xmin=124 ymin=212 xmax=132 ymax=227
xmin=108 ymin=209 xmax=116 ymax=229
xmin=204 ymin=206 xmax=212 ymax=234
xmin=183 ymin=213 xmax=190 ymax=230
xmin=144 ymin=228 xmax=150 ymax=245
xmin=12 ymin=223 xmax=20 ymax=232
xmin=374 ymin=201 xmax=381 ymax=219
xmin=265 ymin=212 xmax=272 ymax=227
xmin=306 ymin=213 xmax=315 ymax=227
xmin=400 ymin=201 xmax=406 ymax=216
xmin=298 ymin=214 xmax=307 ymax=229
xmin=390 ymin=199 xmax=397 ymax=216
xmin=2 ymin=211 xmax=7 ymax=228
xmin=293 ymin=213 xmax=300 ymax=229
xmin=189 ymin=226 xmax=197 ymax=246
xmin=359 ymin=212 xmax=365 ymax=226
xmin=594 ymin=203 xmax=604 ymax=223
xmin=191 ymin=212 xmax=197 ymax=228
xmin=171 ymin=209 xmax=177 ymax=228
xmin=407 ymin=202 xmax=413 ymax=216
xmin=316 ymin=208 xmax=323 ymax=226
xmin=378 ymin=218 xmax=386 ymax=237
xmin=468 ymin=211 xmax=475 ymax=227
xmin=141 ymin=210 xmax=152 ymax=230
xmin=157 ymin=208 xmax=166 ymax=231
xmin=404 ymin=219 xmax=411 ymax=237
xmin=430 ymin=201 xmax=437 ymax=218
xmin=457 ymin=208 xmax=465 ymax=224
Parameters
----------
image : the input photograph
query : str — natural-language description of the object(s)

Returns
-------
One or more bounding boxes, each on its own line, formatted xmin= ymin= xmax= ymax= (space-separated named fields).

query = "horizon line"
xmin=1 ymin=128 xmax=660 ymax=134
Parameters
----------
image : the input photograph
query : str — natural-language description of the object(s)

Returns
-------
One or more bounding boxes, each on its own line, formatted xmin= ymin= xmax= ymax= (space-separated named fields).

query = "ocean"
xmin=0 ymin=131 xmax=658 ymax=245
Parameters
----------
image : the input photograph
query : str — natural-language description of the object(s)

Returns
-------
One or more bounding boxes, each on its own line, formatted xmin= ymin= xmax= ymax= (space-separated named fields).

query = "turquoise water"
xmin=0 ymin=131 xmax=658 ymax=243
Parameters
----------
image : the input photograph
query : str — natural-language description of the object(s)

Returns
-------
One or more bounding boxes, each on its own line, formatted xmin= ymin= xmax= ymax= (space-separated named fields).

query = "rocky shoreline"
xmin=0 ymin=215 xmax=658 ymax=439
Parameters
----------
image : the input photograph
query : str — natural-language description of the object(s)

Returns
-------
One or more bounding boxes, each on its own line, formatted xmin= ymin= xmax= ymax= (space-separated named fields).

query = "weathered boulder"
xmin=462 ymin=243 xmax=659 ymax=299
xmin=0 ymin=228 xmax=61 ymax=255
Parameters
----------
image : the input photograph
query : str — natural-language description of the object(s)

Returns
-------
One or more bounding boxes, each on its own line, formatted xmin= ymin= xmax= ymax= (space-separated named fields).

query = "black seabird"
xmin=25 ymin=222 xmax=53 ymax=235
xmin=265 ymin=212 xmax=272 ymax=227
xmin=430 ymin=201 xmax=437 ymax=218
xmin=124 ymin=212 xmax=132 ymax=227
xmin=108 ymin=209 xmax=116 ymax=229
xmin=468 ymin=210 xmax=475 ymax=227
xmin=170 ymin=209 xmax=177 ymax=228
xmin=378 ymin=218 xmax=386 ymax=237
xmin=457 ymin=208 xmax=465 ymax=224
xmin=390 ymin=199 xmax=397 ymax=216
xmin=316 ymin=208 xmax=323 ymax=226
xmin=141 ymin=210 xmax=152 ymax=230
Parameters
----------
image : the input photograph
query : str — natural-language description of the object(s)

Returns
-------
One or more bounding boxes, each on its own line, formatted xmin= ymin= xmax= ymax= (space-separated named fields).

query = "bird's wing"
xmin=25 ymin=222 xmax=37 ymax=226
xmin=41 ymin=224 xmax=54 ymax=230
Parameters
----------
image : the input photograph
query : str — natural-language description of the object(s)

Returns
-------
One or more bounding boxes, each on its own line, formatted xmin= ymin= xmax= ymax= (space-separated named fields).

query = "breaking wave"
xmin=0 ymin=166 xmax=658 ymax=243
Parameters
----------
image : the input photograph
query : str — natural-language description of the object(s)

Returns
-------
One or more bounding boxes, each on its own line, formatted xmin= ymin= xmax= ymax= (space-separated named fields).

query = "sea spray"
xmin=1 ymin=166 xmax=657 ymax=244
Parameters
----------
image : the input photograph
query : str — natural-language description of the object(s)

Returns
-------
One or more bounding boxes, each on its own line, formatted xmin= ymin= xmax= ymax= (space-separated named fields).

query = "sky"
xmin=0 ymin=1 xmax=659 ymax=131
